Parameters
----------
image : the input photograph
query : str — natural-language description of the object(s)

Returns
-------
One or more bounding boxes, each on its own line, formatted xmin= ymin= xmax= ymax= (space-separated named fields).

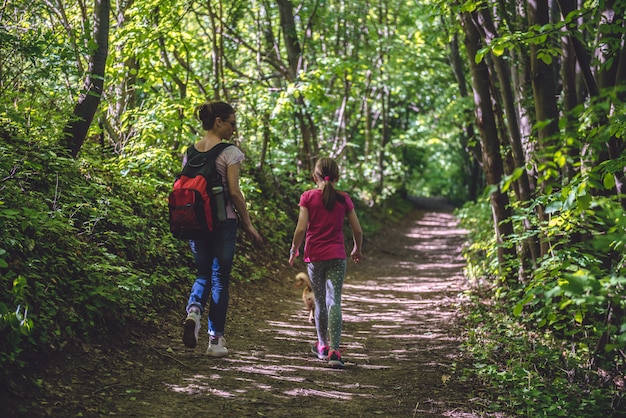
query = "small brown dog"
xmin=295 ymin=272 xmax=315 ymax=324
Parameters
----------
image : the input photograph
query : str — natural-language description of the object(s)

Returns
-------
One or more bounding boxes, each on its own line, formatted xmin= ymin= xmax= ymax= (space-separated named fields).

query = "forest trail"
xmin=12 ymin=207 xmax=499 ymax=417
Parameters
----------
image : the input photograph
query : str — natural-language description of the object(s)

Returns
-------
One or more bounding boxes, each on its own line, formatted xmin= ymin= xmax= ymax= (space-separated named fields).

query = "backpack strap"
xmin=184 ymin=142 xmax=233 ymax=170
xmin=180 ymin=143 xmax=233 ymax=181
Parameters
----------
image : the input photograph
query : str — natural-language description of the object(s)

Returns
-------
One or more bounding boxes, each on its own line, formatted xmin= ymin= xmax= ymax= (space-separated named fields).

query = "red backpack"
xmin=168 ymin=143 xmax=232 ymax=240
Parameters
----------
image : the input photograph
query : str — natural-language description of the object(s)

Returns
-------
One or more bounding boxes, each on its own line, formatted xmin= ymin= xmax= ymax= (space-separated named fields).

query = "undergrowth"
xmin=457 ymin=198 xmax=626 ymax=417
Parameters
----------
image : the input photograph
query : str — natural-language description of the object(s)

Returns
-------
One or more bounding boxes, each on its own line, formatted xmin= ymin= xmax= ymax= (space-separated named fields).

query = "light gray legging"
xmin=307 ymin=258 xmax=346 ymax=351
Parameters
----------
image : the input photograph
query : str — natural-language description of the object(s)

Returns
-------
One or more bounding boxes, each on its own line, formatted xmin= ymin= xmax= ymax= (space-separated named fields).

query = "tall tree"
xmin=461 ymin=8 xmax=516 ymax=279
xmin=477 ymin=6 xmax=540 ymax=267
xmin=276 ymin=0 xmax=318 ymax=172
xmin=62 ymin=0 xmax=110 ymax=157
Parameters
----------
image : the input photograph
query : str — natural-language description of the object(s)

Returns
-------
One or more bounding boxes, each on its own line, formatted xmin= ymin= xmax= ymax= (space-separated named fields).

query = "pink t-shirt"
xmin=299 ymin=189 xmax=355 ymax=262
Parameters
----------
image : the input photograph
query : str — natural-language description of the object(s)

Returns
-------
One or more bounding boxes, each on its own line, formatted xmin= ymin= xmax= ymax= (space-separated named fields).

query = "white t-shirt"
xmin=215 ymin=145 xmax=245 ymax=220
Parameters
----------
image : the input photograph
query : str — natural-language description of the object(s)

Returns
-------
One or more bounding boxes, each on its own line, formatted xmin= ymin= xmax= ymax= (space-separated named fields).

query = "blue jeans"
xmin=186 ymin=219 xmax=237 ymax=337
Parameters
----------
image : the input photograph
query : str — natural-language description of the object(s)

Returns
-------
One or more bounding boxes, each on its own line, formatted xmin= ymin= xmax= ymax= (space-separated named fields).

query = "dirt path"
xmin=13 ymin=208 xmax=493 ymax=417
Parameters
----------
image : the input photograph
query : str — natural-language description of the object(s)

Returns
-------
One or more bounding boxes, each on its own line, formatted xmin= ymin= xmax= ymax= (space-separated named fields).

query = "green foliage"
xmin=462 ymin=302 xmax=622 ymax=416
xmin=0 ymin=132 xmax=188 ymax=373
xmin=0 ymin=3 xmax=78 ymax=138
xmin=0 ymin=277 xmax=34 ymax=367
xmin=458 ymin=184 xmax=626 ymax=415
xmin=456 ymin=197 xmax=500 ymax=282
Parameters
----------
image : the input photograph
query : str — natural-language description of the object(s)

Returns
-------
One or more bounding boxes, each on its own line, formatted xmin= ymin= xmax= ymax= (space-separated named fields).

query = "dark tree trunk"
xmin=449 ymin=31 xmax=482 ymax=202
xmin=275 ymin=0 xmax=316 ymax=173
xmin=478 ymin=8 xmax=540 ymax=268
xmin=461 ymin=10 xmax=517 ymax=282
xmin=62 ymin=0 xmax=110 ymax=158
xmin=528 ymin=0 xmax=560 ymax=256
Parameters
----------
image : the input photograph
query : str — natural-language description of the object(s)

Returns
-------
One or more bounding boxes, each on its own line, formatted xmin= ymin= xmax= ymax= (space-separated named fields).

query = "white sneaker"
xmin=206 ymin=336 xmax=228 ymax=357
xmin=182 ymin=310 xmax=201 ymax=349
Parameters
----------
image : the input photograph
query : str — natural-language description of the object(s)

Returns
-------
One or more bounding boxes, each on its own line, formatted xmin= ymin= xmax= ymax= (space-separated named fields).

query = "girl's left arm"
xmin=347 ymin=210 xmax=363 ymax=263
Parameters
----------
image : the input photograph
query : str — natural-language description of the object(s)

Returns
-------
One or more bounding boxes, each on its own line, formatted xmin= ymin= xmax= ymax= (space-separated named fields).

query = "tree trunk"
xmin=528 ymin=0 xmax=560 ymax=256
xmin=104 ymin=0 xmax=137 ymax=154
xmin=208 ymin=1 xmax=223 ymax=100
xmin=275 ymin=0 xmax=316 ymax=173
xmin=478 ymin=7 xmax=540 ymax=269
xmin=62 ymin=0 xmax=110 ymax=158
xmin=449 ymin=31 xmax=482 ymax=202
xmin=461 ymin=9 xmax=517 ymax=281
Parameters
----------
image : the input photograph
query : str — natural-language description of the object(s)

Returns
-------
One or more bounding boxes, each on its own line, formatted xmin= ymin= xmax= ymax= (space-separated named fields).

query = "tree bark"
xmin=478 ymin=7 xmax=540 ymax=268
xmin=62 ymin=0 xmax=110 ymax=158
xmin=275 ymin=0 xmax=316 ymax=172
xmin=528 ymin=0 xmax=560 ymax=256
xmin=461 ymin=10 xmax=517 ymax=281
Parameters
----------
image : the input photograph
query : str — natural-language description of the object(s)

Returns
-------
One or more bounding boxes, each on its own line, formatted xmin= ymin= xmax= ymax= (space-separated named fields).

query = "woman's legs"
xmin=206 ymin=220 xmax=237 ymax=337
xmin=186 ymin=219 xmax=237 ymax=337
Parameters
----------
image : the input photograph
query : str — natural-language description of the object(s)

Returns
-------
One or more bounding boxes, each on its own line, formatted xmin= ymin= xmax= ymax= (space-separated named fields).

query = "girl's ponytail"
xmin=315 ymin=158 xmax=344 ymax=211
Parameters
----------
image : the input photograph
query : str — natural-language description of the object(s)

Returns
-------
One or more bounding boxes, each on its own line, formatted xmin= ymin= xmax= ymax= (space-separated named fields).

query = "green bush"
xmin=0 ymin=134 xmax=187 ymax=371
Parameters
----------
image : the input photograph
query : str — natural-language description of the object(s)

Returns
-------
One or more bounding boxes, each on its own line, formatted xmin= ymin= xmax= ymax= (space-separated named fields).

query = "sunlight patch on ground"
xmin=405 ymin=229 xmax=465 ymax=239
xmin=165 ymin=381 xmax=235 ymax=398
xmin=283 ymin=387 xmax=359 ymax=400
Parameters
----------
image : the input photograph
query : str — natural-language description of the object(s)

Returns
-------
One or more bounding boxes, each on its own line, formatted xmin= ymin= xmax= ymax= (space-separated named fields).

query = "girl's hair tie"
xmin=324 ymin=176 xmax=330 ymax=181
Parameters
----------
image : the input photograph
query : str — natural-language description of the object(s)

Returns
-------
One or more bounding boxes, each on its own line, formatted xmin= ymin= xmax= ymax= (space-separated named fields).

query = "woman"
xmin=289 ymin=157 xmax=363 ymax=368
xmin=182 ymin=101 xmax=263 ymax=357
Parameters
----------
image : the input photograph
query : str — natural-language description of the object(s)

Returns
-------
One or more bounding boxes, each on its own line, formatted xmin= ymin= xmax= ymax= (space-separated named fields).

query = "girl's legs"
xmin=307 ymin=259 xmax=346 ymax=351
xmin=325 ymin=259 xmax=346 ymax=351
xmin=187 ymin=219 xmax=238 ymax=337
xmin=308 ymin=261 xmax=328 ymax=347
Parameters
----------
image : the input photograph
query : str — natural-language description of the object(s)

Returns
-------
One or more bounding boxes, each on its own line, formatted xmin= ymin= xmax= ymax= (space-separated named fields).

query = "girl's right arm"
xmin=289 ymin=206 xmax=309 ymax=266
xmin=347 ymin=210 xmax=363 ymax=263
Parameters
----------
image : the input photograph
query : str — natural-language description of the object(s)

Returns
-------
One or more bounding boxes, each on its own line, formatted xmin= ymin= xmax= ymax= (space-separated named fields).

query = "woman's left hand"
xmin=245 ymin=225 xmax=264 ymax=247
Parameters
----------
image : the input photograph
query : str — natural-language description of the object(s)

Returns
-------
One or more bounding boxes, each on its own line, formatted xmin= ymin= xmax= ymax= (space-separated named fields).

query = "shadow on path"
xmin=15 ymin=208 xmax=502 ymax=417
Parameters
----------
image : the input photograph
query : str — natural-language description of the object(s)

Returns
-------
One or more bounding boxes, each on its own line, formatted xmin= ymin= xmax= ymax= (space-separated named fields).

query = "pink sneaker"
xmin=328 ymin=350 xmax=344 ymax=369
xmin=311 ymin=342 xmax=329 ymax=360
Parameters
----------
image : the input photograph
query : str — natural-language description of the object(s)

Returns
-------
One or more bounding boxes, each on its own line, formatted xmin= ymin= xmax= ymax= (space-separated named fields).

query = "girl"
xmin=182 ymin=101 xmax=263 ymax=357
xmin=289 ymin=157 xmax=363 ymax=368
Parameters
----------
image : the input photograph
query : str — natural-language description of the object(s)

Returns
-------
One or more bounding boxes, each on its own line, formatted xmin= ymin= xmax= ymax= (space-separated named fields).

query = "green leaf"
xmin=492 ymin=44 xmax=505 ymax=56
xmin=562 ymin=275 xmax=584 ymax=295
xmin=475 ymin=47 xmax=488 ymax=64
xmin=539 ymin=53 xmax=553 ymax=65
xmin=545 ymin=201 xmax=562 ymax=214
xmin=603 ymin=173 xmax=615 ymax=190
xmin=513 ymin=294 xmax=533 ymax=316
xmin=574 ymin=310 xmax=583 ymax=323
xmin=578 ymin=192 xmax=592 ymax=210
